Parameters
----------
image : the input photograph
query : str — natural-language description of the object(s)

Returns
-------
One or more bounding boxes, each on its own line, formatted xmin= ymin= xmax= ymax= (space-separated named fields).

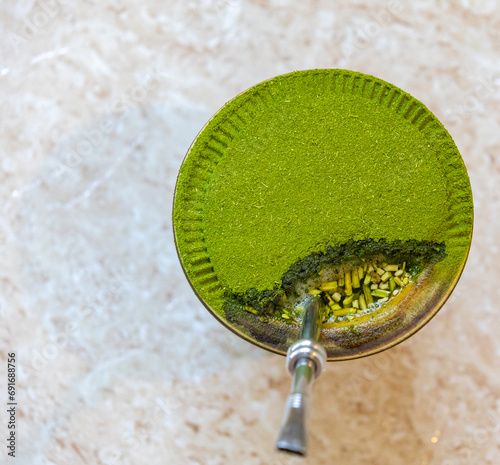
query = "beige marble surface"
xmin=1 ymin=1 xmax=499 ymax=464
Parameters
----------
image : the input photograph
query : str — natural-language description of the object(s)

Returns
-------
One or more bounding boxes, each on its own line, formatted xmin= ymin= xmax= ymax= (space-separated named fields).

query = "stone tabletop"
xmin=0 ymin=1 xmax=499 ymax=464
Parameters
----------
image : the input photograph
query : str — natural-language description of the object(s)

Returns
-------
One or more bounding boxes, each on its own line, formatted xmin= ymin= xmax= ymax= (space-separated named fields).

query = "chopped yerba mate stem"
xmin=303 ymin=260 xmax=413 ymax=324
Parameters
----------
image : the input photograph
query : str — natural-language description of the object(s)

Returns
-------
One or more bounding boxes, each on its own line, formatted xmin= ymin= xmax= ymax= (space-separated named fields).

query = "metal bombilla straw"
xmin=276 ymin=295 xmax=327 ymax=455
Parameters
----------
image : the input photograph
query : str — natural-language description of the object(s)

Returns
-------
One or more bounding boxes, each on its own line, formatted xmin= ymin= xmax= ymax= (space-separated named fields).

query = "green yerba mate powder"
xmin=173 ymin=69 xmax=473 ymax=359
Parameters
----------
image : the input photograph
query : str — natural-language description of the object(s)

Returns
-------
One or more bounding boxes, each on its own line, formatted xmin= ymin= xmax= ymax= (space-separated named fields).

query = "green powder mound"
xmin=173 ymin=69 xmax=473 ymax=318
